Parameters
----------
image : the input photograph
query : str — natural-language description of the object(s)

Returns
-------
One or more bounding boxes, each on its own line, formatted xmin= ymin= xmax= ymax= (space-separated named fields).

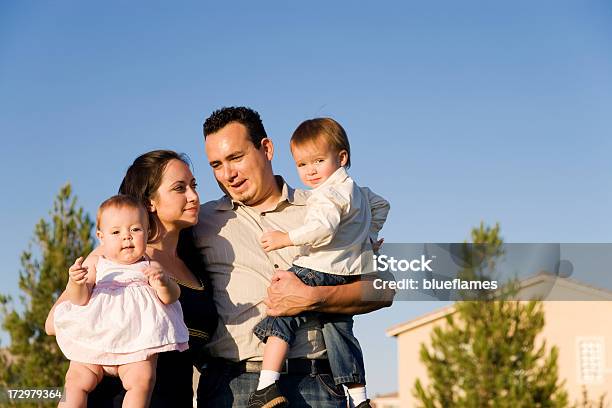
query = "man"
xmin=194 ymin=106 xmax=393 ymax=407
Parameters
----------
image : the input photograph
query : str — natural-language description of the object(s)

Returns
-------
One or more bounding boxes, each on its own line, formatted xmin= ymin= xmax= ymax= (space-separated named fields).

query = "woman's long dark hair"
xmin=119 ymin=150 xmax=191 ymax=242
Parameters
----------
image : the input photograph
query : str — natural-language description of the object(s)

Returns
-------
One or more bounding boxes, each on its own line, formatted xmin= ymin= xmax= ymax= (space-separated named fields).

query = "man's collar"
xmin=278 ymin=176 xmax=308 ymax=206
xmin=213 ymin=175 xmax=308 ymax=211
xmin=213 ymin=195 xmax=234 ymax=211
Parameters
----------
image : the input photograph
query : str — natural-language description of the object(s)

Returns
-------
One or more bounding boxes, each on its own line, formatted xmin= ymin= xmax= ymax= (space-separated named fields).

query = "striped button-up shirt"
xmin=193 ymin=177 xmax=326 ymax=362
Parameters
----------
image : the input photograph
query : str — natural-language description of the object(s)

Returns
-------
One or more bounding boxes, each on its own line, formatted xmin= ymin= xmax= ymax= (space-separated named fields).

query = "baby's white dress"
xmin=54 ymin=256 xmax=188 ymax=365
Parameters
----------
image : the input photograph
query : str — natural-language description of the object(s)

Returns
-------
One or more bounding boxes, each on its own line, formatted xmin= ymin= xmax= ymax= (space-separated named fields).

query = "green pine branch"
xmin=0 ymin=184 xmax=94 ymax=407
xmin=413 ymin=222 xmax=569 ymax=407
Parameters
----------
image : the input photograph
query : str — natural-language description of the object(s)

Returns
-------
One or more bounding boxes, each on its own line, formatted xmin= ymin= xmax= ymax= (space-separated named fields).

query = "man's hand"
xmin=68 ymin=257 xmax=88 ymax=285
xmin=260 ymin=230 xmax=293 ymax=252
xmin=372 ymin=237 xmax=384 ymax=253
xmin=264 ymin=270 xmax=319 ymax=316
xmin=265 ymin=269 xmax=394 ymax=316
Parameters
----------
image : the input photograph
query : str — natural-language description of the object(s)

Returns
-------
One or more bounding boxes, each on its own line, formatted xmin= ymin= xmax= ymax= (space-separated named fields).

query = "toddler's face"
xmin=292 ymin=140 xmax=348 ymax=189
xmin=96 ymin=205 xmax=148 ymax=264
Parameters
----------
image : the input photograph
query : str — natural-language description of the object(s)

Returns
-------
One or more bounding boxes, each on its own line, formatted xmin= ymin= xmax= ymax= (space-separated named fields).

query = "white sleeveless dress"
xmin=54 ymin=257 xmax=189 ymax=365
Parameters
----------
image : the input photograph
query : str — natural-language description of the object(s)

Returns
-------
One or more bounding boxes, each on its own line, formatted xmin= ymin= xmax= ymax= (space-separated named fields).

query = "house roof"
xmin=372 ymin=391 xmax=399 ymax=399
xmin=518 ymin=271 xmax=612 ymax=299
xmin=386 ymin=304 xmax=454 ymax=337
xmin=386 ymin=272 xmax=612 ymax=337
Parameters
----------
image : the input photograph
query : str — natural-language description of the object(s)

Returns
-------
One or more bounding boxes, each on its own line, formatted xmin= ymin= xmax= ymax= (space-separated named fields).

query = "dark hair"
xmin=119 ymin=150 xmax=190 ymax=241
xmin=96 ymin=194 xmax=147 ymax=231
xmin=291 ymin=117 xmax=351 ymax=168
xmin=203 ymin=106 xmax=268 ymax=148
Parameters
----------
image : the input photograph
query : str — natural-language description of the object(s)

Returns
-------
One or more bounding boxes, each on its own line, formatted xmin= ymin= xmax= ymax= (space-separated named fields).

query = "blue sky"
xmin=2 ymin=0 xmax=612 ymax=396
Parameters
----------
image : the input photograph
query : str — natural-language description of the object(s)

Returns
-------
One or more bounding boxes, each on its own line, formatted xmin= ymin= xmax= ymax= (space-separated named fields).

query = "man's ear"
xmin=338 ymin=150 xmax=349 ymax=167
xmin=260 ymin=138 xmax=274 ymax=161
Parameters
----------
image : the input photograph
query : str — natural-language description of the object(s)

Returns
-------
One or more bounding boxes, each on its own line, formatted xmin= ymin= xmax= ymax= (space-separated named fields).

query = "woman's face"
xmin=149 ymin=159 xmax=200 ymax=231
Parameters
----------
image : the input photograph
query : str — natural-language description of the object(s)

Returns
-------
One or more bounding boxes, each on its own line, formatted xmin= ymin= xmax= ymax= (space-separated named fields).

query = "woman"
xmin=46 ymin=150 xmax=217 ymax=407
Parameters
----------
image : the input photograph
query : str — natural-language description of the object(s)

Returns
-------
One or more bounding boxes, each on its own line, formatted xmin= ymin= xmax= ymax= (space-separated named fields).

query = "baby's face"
xmin=96 ymin=205 xmax=148 ymax=264
xmin=292 ymin=140 xmax=348 ymax=189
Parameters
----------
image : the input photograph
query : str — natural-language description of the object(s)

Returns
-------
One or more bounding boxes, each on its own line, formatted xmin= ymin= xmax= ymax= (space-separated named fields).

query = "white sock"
xmin=347 ymin=386 xmax=368 ymax=407
xmin=257 ymin=370 xmax=280 ymax=390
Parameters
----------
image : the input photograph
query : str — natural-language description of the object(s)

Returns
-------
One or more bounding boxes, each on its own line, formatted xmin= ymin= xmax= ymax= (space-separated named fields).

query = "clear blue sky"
xmin=2 ymin=0 xmax=612 ymax=396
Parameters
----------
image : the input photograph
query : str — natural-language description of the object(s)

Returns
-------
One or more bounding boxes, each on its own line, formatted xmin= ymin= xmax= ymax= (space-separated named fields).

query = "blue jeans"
xmin=197 ymin=363 xmax=346 ymax=408
xmin=253 ymin=266 xmax=366 ymax=385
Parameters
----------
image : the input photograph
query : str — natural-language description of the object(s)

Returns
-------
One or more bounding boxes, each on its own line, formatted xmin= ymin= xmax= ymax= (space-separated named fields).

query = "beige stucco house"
xmin=386 ymin=273 xmax=612 ymax=407
xmin=371 ymin=391 xmax=401 ymax=408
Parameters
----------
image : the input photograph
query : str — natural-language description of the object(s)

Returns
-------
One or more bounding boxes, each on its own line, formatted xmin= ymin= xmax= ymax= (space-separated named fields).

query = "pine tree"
xmin=573 ymin=387 xmax=607 ymax=408
xmin=0 ymin=184 xmax=94 ymax=406
xmin=414 ymin=222 xmax=569 ymax=407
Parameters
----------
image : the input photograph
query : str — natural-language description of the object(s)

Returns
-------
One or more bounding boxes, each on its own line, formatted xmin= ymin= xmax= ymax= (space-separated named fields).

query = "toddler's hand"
xmin=143 ymin=266 xmax=169 ymax=289
xmin=68 ymin=257 xmax=88 ymax=285
xmin=260 ymin=230 xmax=292 ymax=252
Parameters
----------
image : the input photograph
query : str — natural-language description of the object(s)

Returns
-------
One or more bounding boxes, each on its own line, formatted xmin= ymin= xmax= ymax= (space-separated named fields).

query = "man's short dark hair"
xmin=203 ymin=106 xmax=268 ymax=148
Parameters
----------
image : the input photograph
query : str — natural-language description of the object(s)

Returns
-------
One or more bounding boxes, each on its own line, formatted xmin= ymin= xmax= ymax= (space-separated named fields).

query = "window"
xmin=577 ymin=337 xmax=605 ymax=384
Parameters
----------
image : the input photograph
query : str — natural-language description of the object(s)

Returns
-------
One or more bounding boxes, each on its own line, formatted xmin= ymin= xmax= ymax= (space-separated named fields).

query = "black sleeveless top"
xmin=88 ymin=228 xmax=218 ymax=408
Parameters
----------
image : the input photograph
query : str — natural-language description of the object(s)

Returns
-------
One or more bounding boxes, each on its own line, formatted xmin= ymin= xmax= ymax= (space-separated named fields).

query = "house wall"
xmin=540 ymin=301 xmax=612 ymax=402
xmin=371 ymin=394 xmax=401 ymax=408
xmin=397 ymin=316 xmax=450 ymax=407
xmin=396 ymin=301 xmax=612 ymax=407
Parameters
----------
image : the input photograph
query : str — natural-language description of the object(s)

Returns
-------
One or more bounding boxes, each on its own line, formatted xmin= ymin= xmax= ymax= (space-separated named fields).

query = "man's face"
xmin=205 ymin=122 xmax=274 ymax=205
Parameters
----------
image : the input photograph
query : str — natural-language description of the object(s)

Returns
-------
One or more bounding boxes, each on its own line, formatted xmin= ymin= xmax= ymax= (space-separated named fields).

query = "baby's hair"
xmin=290 ymin=117 xmax=351 ymax=168
xmin=96 ymin=195 xmax=148 ymax=231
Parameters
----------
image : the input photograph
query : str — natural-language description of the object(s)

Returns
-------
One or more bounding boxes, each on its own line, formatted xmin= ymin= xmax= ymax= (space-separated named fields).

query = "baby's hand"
xmin=68 ymin=257 xmax=88 ymax=286
xmin=260 ymin=230 xmax=293 ymax=252
xmin=143 ymin=266 xmax=170 ymax=289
